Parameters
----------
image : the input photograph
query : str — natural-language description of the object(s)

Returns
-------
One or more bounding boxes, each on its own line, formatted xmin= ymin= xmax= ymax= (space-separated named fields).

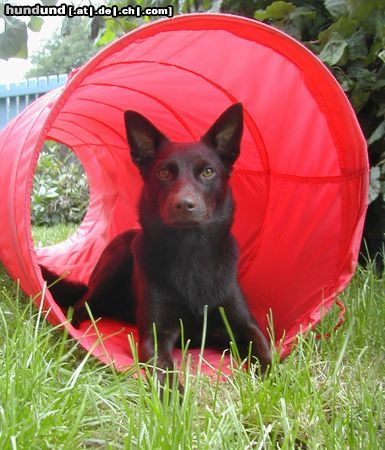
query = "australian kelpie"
xmin=41 ymin=103 xmax=272 ymax=379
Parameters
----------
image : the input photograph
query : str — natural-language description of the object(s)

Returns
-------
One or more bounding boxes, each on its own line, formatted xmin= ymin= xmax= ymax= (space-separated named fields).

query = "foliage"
xmin=250 ymin=1 xmax=385 ymax=154
xmin=0 ymin=0 xmax=96 ymax=74
xmin=31 ymin=142 xmax=89 ymax=226
xmin=90 ymin=0 xmax=222 ymax=45
xmin=0 ymin=0 xmax=54 ymax=60
xmin=26 ymin=17 xmax=97 ymax=77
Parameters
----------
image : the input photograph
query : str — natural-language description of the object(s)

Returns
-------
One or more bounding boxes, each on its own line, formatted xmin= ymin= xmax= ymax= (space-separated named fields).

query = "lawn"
xmin=0 ymin=225 xmax=384 ymax=449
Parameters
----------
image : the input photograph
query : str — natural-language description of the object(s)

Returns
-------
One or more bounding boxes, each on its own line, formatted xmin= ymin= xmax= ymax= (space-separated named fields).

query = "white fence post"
xmin=0 ymin=74 xmax=68 ymax=129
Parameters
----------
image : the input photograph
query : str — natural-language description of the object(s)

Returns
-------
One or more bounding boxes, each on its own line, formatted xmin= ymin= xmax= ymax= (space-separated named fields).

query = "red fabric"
xmin=0 ymin=14 xmax=368 ymax=372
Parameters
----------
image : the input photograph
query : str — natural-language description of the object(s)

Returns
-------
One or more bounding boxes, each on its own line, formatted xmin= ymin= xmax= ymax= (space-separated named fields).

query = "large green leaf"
xmin=96 ymin=28 xmax=116 ymax=47
xmin=347 ymin=29 xmax=368 ymax=60
xmin=208 ymin=0 xmax=224 ymax=13
xmin=28 ymin=16 xmax=44 ymax=32
xmin=369 ymin=166 xmax=382 ymax=203
xmin=254 ymin=1 xmax=295 ymax=21
xmin=324 ymin=0 xmax=349 ymax=18
xmin=319 ymin=17 xmax=358 ymax=45
xmin=319 ymin=37 xmax=348 ymax=65
xmin=289 ymin=6 xmax=317 ymax=20
xmin=368 ymin=122 xmax=385 ymax=145
xmin=15 ymin=40 xmax=28 ymax=59
xmin=0 ymin=16 xmax=28 ymax=60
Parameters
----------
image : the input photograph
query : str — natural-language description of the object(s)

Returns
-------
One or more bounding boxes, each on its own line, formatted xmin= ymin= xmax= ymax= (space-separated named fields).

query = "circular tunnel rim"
xmin=16 ymin=13 xmax=368 ymax=364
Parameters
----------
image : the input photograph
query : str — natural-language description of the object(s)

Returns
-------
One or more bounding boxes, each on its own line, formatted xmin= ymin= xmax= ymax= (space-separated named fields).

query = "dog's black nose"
xmin=175 ymin=198 xmax=196 ymax=211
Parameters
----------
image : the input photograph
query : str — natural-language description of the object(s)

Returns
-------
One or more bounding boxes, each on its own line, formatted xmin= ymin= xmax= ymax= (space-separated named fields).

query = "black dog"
xmin=41 ymin=103 xmax=272 ymax=378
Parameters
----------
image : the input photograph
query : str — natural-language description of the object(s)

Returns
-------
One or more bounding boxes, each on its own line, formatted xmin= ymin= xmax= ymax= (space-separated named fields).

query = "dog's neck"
xmin=141 ymin=221 xmax=232 ymax=250
xmin=136 ymin=220 xmax=238 ymax=293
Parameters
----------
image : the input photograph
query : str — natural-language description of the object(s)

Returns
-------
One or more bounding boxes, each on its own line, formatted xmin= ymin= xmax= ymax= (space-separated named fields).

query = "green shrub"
xmin=31 ymin=142 xmax=89 ymax=226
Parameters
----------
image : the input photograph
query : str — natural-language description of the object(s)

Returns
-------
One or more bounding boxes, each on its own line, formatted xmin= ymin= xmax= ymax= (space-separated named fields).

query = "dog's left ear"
xmin=201 ymin=103 xmax=243 ymax=169
xmin=124 ymin=110 xmax=168 ymax=171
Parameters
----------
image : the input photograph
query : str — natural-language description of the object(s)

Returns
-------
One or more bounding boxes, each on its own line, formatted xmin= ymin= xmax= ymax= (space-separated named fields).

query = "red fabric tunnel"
xmin=0 ymin=14 xmax=368 ymax=372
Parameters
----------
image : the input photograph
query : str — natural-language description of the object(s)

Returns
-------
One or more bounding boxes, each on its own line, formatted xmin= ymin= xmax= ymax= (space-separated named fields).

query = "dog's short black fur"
xmin=41 ymin=103 xmax=272 ymax=377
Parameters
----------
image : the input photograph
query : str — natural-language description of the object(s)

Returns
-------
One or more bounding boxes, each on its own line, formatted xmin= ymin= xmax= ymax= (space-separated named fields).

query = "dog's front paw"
xmin=155 ymin=366 xmax=184 ymax=399
xmin=144 ymin=356 xmax=184 ymax=397
xmin=251 ymin=345 xmax=272 ymax=375
xmin=71 ymin=301 xmax=89 ymax=328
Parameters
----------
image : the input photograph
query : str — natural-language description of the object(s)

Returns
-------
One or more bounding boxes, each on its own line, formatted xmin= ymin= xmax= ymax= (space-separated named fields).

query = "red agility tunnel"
xmin=0 ymin=14 xmax=368 ymax=372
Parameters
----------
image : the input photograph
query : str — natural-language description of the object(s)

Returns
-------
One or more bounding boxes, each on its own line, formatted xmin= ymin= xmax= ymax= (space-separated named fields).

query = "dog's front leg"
xmin=137 ymin=296 xmax=182 ymax=388
xmin=139 ymin=326 xmax=179 ymax=373
xmin=223 ymin=289 xmax=272 ymax=372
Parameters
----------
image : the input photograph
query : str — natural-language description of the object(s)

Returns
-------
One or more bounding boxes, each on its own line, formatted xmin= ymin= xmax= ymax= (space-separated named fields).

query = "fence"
xmin=0 ymin=74 xmax=68 ymax=129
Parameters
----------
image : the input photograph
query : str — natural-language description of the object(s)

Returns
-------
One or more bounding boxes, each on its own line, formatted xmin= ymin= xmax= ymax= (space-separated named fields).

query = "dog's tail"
xmin=39 ymin=265 xmax=87 ymax=308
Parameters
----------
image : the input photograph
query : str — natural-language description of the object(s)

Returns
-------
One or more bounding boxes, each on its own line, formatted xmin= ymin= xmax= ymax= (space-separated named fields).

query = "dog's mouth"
xmin=166 ymin=219 xmax=202 ymax=229
xmin=161 ymin=201 xmax=213 ymax=229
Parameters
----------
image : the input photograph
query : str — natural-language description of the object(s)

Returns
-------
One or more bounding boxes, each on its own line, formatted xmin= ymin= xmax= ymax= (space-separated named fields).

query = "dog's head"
xmin=124 ymin=104 xmax=243 ymax=229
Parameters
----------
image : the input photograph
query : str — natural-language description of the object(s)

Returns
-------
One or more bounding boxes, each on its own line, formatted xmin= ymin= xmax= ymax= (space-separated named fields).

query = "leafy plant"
xmin=26 ymin=17 xmax=97 ymax=78
xmin=0 ymin=0 xmax=56 ymax=60
xmin=31 ymin=142 xmax=89 ymax=226
xmin=90 ymin=0 xmax=222 ymax=45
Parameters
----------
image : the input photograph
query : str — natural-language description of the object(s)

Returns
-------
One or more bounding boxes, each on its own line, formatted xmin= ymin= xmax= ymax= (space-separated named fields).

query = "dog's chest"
xmin=146 ymin=240 xmax=235 ymax=313
xmin=172 ymin=253 xmax=222 ymax=295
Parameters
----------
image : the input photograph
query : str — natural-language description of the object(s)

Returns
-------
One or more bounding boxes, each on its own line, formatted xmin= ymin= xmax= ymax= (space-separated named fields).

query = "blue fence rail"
xmin=0 ymin=74 xmax=68 ymax=129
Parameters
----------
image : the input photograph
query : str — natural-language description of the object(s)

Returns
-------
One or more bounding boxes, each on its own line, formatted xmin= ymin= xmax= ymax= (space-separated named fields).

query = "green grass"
xmin=32 ymin=223 xmax=78 ymax=247
xmin=0 ymin=225 xmax=384 ymax=449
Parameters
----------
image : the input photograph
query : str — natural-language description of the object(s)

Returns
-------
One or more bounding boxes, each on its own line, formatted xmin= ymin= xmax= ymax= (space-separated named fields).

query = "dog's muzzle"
xmin=163 ymin=190 xmax=209 ymax=228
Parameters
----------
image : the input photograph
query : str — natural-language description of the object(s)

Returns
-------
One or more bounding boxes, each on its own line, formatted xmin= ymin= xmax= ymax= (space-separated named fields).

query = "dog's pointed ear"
xmin=124 ymin=111 xmax=168 ymax=170
xmin=201 ymin=103 xmax=243 ymax=169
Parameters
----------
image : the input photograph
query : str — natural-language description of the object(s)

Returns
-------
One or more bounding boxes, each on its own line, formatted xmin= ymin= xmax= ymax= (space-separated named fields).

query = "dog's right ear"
xmin=201 ymin=103 xmax=243 ymax=171
xmin=124 ymin=111 xmax=168 ymax=171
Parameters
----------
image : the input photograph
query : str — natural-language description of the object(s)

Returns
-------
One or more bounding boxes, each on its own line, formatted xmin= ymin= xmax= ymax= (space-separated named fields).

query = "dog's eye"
xmin=201 ymin=166 xmax=215 ymax=178
xmin=156 ymin=167 xmax=172 ymax=180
